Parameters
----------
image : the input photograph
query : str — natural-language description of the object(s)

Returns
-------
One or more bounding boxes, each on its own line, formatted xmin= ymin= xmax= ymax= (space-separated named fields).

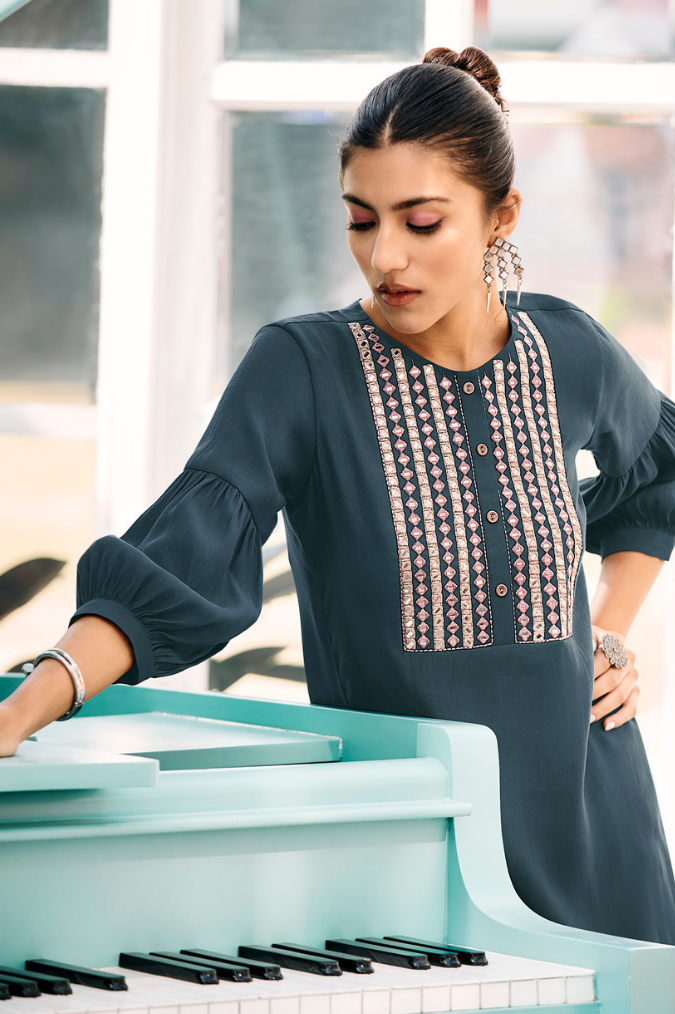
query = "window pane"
xmin=512 ymin=122 xmax=673 ymax=391
xmin=476 ymin=0 xmax=673 ymax=58
xmin=230 ymin=0 xmax=424 ymax=59
xmin=0 ymin=0 xmax=108 ymax=50
xmin=0 ymin=86 xmax=105 ymax=401
xmin=222 ymin=111 xmax=364 ymax=371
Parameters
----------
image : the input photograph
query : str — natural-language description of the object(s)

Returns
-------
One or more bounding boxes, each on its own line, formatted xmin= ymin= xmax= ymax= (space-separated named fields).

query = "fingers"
xmin=592 ymin=648 xmax=636 ymax=701
xmin=591 ymin=669 xmax=639 ymax=729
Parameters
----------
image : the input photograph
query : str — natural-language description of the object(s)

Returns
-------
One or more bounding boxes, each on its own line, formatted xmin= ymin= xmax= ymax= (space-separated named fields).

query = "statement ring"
xmin=599 ymin=632 xmax=629 ymax=670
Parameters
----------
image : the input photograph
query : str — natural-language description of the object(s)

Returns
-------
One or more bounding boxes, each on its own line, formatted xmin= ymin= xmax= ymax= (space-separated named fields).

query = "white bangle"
xmin=23 ymin=649 xmax=86 ymax=721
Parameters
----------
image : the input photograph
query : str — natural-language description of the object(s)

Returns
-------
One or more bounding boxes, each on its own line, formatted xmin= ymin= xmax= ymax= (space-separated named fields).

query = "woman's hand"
xmin=591 ymin=625 xmax=639 ymax=731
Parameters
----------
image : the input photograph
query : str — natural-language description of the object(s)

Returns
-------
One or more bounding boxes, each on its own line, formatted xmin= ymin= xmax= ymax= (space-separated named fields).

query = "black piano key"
xmin=239 ymin=946 xmax=341 ymax=977
xmin=25 ymin=961 xmax=128 ymax=991
xmin=152 ymin=953 xmax=251 ymax=983
xmin=0 ymin=974 xmax=41 ymax=998
xmin=325 ymin=940 xmax=430 ymax=970
xmin=383 ymin=936 xmax=488 ymax=966
xmin=119 ymin=953 xmax=218 ymax=984
xmin=0 ymin=967 xmax=72 ymax=995
xmin=358 ymin=938 xmax=460 ymax=968
xmin=0 ymin=984 xmax=10 ymax=1001
xmin=180 ymin=949 xmax=283 ymax=981
xmin=273 ymin=943 xmax=373 ymax=975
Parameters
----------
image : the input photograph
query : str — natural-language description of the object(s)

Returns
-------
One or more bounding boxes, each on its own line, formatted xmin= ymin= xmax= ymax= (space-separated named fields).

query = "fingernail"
xmin=590 ymin=714 xmax=597 ymax=723
xmin=605 ymin=721 xmax=616 ymax=732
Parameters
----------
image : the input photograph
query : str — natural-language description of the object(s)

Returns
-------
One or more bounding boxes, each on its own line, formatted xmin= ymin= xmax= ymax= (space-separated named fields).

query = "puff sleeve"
xmin=581 ymin=318 xmax=675 ymax=562
xmin=72 ymin=325 xmax=316 ymax=684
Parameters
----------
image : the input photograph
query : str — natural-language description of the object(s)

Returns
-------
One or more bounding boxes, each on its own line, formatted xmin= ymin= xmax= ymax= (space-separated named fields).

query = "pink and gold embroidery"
xmin=493 ymin=360 xmax=545 ymax=641
xmin=518 ymin=312 xmax=583 ymax=636
xmin=349 ymin=322 xmax=416 ymax=650
xmin=352 ymin=313 xmax=582 ymax=650
xmin=392 ymin=350 xmax=445 ymax=650
xmin=424 ymin=366 xmax=476 ymax=648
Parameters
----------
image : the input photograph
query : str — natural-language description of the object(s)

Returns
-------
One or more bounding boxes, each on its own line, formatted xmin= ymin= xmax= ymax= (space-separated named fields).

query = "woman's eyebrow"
xmin=342 ymin=193 xmax=450 ymax=211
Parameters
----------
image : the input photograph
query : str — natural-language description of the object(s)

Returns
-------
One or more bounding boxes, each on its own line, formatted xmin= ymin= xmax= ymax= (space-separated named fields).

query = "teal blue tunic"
xmin=74 ymin=293 xmax=675 ymax=943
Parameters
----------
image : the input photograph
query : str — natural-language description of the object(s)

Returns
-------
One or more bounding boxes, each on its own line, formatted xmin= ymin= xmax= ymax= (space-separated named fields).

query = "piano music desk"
xmin=0 ymin=675 xmax=672 ymax=1014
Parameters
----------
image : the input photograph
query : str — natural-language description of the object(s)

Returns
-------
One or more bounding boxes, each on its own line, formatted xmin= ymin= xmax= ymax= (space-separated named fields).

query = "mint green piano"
xmin=0 ymin=674 xmax=672 ymax=1014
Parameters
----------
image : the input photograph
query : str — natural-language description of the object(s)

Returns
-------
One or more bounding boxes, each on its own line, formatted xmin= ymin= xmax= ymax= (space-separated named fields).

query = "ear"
xmin=489 ymin=188 xmax=522 ymax=242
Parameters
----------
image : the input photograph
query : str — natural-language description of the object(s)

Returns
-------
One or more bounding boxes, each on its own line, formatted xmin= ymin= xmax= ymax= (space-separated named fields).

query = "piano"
xmin=0 ymin=674 xmax=672 ymax=1014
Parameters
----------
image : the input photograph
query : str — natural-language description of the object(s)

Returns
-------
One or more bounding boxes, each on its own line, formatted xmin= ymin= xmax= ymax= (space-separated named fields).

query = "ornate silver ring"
xmin=599 ymin=632 xmax=629 ymax=670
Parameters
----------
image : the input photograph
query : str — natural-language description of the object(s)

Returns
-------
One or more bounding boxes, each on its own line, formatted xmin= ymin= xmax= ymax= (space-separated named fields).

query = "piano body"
xmin=0 ymin=674 xmax=672 ymax=1014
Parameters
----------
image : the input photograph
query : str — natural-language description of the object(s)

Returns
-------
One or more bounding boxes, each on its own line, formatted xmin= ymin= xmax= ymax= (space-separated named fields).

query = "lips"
xmin=377 ymin=284 xmax=420 ymax=308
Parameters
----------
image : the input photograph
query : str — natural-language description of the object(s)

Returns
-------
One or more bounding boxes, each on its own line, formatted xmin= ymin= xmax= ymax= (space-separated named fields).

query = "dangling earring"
xmin=371 ymin=292 xmax=375 ymax=309
xmin=493 ymin=238 xmax=510 ymax=306
xmin=483 ymin=248 xmax=494 ymax=313
xmin=509 ymin=243 xmax=524 ymax=305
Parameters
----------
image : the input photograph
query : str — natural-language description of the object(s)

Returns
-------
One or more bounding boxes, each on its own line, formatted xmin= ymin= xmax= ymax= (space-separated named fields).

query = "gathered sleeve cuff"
xmin=582 ymin=394 xmax=675 ymax=562
xmin=73 ymin=469 xmax=263 ymax=685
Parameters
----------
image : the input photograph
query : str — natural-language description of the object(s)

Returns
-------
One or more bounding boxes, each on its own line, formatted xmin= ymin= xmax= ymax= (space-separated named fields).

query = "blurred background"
xmin=0 ymin=0 xmax=674 ymax=841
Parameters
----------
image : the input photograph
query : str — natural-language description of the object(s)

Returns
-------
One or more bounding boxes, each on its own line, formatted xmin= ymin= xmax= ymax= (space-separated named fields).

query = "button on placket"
xmin=496 ymin=583 xmax=508 ymax=598
xmin=486 ymin=510 xmax=499 ymax=524
xmin=462 ymin=381 xmax=475 ymax=395
xmin=476 ymin=443 xmax=488 ymax=456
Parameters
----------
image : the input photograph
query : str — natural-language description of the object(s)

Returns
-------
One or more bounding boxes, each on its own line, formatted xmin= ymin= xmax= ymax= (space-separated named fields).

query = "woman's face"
xmin=342 ymin=143 xmax=513 ymax=334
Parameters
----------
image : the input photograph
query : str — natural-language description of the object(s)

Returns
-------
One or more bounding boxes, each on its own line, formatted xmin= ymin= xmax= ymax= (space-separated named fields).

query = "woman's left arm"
xmin=589 ymin=550 xmax=664 ymax=730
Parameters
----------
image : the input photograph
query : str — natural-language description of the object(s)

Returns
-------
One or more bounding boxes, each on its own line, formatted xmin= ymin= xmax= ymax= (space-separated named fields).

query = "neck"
xmin=361 ymin=283 xmax=512 ymax=372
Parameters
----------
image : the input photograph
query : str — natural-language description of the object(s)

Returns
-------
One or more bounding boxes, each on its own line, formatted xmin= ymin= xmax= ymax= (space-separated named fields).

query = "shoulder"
xmin=514 ymin=292 xmax=632 ymax=371
xmin=248 ymin=303 xmax=366 ymax=373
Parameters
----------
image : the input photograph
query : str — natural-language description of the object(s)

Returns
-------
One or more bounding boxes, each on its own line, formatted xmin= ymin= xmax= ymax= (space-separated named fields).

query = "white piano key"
xmin=328 ymin=991 xmax=361 ymax=1014
xmin=299 ymin=994 xmax=329 ymax=1014
xmin=360 ymin=988 xmax=390 ymax=1014
xmin=509 ymin=978 xmax=537 ymax=1007
xmin=478 ymin=980 xmax=509 ymax=1009
xmin=389 ymin=988 xmax=420 ymax=1014
xmin=420 ymin=984 xmax=449 ymax=1013
xmin=209 ymin=1003 xmax=239 ymax=1014
xmin=447 ymin=983 xmax=480 ymax=1012
xmin=566 ymin=973 xmax=595 ymax=1003
xmin=537 ymin=976 xmax=565 ymax=1005
xmin=270 ymin=997 xmax=300 ymax=1014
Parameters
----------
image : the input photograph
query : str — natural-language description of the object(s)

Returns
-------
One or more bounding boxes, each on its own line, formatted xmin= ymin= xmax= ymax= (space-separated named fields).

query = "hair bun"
xmin=423 ymin=45 xmax=506 ymax=112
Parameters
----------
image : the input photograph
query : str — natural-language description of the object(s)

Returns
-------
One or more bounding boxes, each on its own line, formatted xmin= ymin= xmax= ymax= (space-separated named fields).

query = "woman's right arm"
xmin=0 ymin=323 xmax=317 ymax=757
xmin=0 ymin=615 xmax=134 ymax=756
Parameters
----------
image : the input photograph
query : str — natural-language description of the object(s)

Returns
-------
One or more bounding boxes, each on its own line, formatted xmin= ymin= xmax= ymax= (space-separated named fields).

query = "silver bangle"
xmin=22 ymin=649 xmax=86 ymax=721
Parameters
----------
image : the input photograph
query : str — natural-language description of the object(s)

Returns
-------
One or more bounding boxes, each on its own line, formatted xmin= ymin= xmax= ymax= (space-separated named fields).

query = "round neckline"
xmin=347 ymin=299 xmax=518 ymax=377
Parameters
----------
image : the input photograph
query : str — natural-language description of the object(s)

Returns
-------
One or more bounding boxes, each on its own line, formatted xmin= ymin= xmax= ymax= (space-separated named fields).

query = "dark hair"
xmin=339 ymin=46 xmax=515 ymax=217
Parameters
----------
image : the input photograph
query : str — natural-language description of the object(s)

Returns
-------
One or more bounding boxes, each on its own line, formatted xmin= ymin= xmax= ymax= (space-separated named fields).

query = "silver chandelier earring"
xmin=484 ymin=237 xmax=518 ymax=308
xmin=483 ymin=248 xmax=494 ymax=313
xmin=491 ymin=237 xmax=525 ymax=306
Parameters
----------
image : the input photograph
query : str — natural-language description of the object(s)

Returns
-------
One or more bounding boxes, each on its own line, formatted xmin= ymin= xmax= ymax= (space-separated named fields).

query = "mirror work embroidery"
xmin=349 ymin=312 xmax=582 ymax=651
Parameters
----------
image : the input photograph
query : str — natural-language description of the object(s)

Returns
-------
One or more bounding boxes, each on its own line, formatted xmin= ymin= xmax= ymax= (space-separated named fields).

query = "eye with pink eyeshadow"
xmin=347 ymin=210 xmax=376 ymax=232
xmin=406 ymin=211 xmax=444 ymax=234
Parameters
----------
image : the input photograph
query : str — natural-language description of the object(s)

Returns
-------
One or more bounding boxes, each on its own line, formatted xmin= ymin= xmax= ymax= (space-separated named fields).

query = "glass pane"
xmin=222 ymin=111 xmax=364 ymax=371
xmin=230 ymin=0 xmax=424 ymax=59
xmin=0 ymin=85 xmax=105 ymax=401
xmin=512 ymin=122 xmax=673 ymax=391
xmin=476 ymin=0 xmax=673 ymax=58
xmin=0 ymin=0 xmax=108 ymax=50
xmin=0 ymin=434 xmax=96 ymax=674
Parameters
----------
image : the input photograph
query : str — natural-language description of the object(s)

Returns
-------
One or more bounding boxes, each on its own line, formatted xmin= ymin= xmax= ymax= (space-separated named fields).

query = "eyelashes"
xmin=347 ymin=221 xmax=442 ymax=235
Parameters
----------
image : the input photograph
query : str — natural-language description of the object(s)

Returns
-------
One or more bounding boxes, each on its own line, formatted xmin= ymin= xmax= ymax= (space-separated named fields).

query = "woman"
xmin=1 ymin=46 xmax=675 ymax=943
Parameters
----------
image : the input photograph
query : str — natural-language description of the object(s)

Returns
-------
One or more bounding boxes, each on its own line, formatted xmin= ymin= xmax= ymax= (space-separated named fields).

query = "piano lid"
xmin=34 ymin=711 xmax=342 ymax=770
xmin=0 ymin=740 xmax=158 ymax=793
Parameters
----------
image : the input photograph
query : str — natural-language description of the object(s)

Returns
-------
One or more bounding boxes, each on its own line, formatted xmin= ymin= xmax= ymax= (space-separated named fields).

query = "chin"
xmin=381 ymin=303 xmax=441 ymax=334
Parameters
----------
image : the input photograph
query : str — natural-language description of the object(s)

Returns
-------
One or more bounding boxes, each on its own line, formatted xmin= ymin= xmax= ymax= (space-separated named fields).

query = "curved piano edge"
xmin=417 ymin=721 xmax=675 ymax=1014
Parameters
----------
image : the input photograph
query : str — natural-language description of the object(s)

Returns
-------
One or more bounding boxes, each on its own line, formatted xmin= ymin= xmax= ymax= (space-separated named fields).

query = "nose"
xmin=370 ymin=223 xmax=409 ymax=275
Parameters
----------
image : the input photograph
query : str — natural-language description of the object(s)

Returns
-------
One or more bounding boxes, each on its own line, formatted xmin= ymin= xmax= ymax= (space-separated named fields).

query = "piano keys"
xmin=0 ymin=950 xmax=597 ymax=1011
xmin=180 ymin=951 xmax=283 ymax=981
xmin=382 ymin=938 xmax=486 ymax=968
